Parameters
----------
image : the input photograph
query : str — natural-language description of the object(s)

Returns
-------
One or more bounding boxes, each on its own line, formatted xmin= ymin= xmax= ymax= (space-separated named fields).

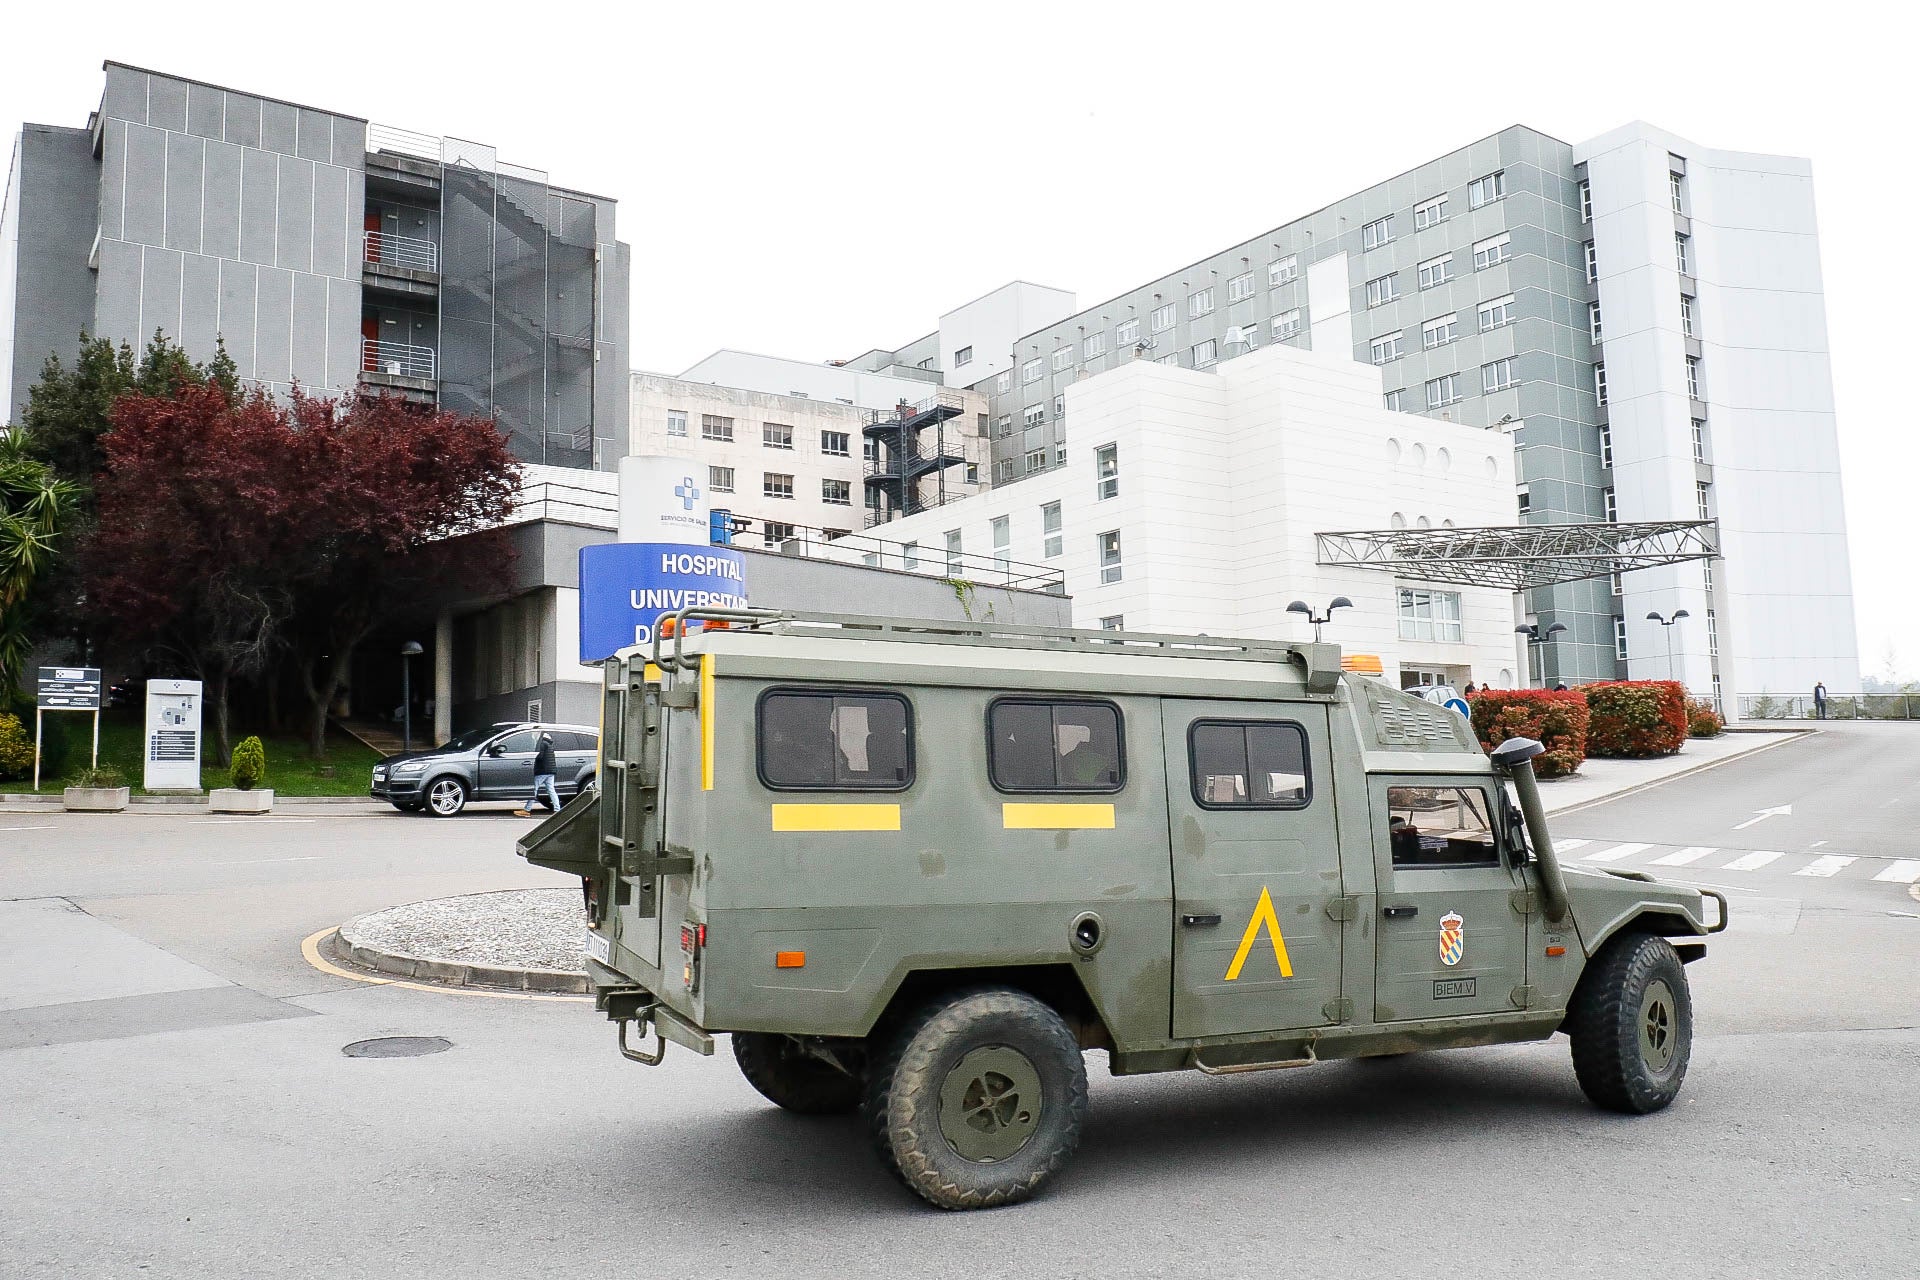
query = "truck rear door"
xmin=1162 ymin=701 xmax=1344 ymax=1039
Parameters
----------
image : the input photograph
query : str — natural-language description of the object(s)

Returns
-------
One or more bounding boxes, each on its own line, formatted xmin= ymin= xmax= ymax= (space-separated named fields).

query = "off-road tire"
xmin=732 ymin=1033 xmax=862 ymax=1115
xmin=864 ymin=986 xmax=1088 ymax=1211
xmin=1567 ymin=933 xmax=1692 ymax=1114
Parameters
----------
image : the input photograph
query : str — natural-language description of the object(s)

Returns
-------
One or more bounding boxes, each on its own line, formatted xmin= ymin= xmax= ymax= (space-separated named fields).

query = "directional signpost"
xmin=35 ymin=666 xmax=102 ymax=791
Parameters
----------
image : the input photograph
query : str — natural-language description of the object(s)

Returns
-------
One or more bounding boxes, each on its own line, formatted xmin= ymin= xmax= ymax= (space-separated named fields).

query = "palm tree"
xmin=0 ymin=428 xmax=78 ymax=695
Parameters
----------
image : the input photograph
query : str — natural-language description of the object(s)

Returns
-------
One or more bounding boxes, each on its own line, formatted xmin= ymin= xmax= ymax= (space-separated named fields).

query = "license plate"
xmin=1433 ymin=977 xmax=1477 ymax=1000
xmin=586 ymin=931 xmax=612 ymax=965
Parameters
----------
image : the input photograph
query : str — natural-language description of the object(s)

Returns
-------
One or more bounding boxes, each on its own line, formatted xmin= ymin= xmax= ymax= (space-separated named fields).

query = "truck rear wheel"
xmin=865 ymin=986 xmax=1087 ymax=1211
xmin=732 ymin=1033 xmax=862 ymax=1115
xmin=1567 ymin=933 xmax=1693 ymax=1114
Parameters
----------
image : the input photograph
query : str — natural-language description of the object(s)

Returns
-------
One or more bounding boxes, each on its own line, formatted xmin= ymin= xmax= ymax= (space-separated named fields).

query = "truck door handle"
xmin=1181 ymin=913 xmax=1222 ymax=927
xmin=1383 ymin=905 xmax=1418 ymax=919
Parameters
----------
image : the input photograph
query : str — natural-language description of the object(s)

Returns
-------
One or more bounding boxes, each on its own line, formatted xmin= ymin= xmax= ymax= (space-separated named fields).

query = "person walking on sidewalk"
xmin=1814 ymin=681 xmax=1828 ymax=720
xmin=517 ymin=732 xmax=563 ymax=817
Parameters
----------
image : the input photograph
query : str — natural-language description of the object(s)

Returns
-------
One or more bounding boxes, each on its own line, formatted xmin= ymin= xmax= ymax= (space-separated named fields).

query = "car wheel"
xmin=1567 ymin=932 xmax=1692 ymax=1114
xmin=733 ymin=1033 xmax=863 ymax=1115
xmin=425 ymin=776 xmax=468 ymax=817
xmin=579 ymin=773 xmax=596 ymax=797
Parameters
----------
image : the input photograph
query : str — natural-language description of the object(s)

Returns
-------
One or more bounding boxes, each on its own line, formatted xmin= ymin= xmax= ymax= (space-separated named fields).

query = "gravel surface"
xmin=339 ymin=888 xmax=587 ymax=973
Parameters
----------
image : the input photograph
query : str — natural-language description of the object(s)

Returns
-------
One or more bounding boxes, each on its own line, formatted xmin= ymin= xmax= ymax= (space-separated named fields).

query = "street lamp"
xmin=1514 ymin=622 xmax=1568 ymax=688
xmin=399 ymin=640 xmax=424 ymax=752
xmin=1645 ymin=611 xmax=1690 ymax=684
xmin=1287 ymin=596 xmax=1353 ymax=643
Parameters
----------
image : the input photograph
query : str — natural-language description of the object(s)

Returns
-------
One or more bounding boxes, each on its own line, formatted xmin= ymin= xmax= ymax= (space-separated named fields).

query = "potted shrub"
xmin=64 ymin=766 xmax=130 ymax=812
xmin=209 ymin=736 xmax=272 ymax=813
xmin=1686 ymin=698 xmax=1725 ymax=738
xmin=1467 ymin=688 xmax=1591 ymax=778
xmin=1584 ymin=681 xmax=1688 ymax=757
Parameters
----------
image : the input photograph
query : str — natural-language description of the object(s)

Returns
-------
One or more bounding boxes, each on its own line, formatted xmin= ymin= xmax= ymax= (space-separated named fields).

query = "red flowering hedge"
xmin=1468 ymin=690 xmax=1590 ymax=778
xmin=1583 ymin=681 xmax=1688 ymax=757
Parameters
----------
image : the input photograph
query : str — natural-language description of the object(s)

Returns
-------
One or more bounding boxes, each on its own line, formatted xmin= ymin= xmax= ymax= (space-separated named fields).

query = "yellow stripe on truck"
xmin=771 ymin=804 xmax=902 ymax=832
xmin=1001 ymin=803 xmax=1116 ymax=830
xmin=700 ymin=654 xmax=715 ymax=792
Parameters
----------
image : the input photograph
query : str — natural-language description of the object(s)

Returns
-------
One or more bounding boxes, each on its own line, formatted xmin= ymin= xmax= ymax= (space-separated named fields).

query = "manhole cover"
xmin=341 ymin=1036 xmax=452 ymax=1059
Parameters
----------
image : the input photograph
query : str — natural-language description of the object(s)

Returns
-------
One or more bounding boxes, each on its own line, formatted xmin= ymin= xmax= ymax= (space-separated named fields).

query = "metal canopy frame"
xmin=1315 ymin=520 xmax=1719 ymax=592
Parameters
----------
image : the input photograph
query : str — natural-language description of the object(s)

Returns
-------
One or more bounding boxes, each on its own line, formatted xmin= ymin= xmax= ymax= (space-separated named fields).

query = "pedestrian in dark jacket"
xmin=518 ymin=732 xmax=562 ymax=816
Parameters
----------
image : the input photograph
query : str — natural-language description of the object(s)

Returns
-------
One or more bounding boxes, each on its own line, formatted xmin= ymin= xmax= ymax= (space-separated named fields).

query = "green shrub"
xmin=230 ymin=736 xmax=266 ymax=790
xmin=1584 ymin=681 xmax=1688 ymax=757
xmin=1686 ymin=698 xmax=1724 ymax=738
xmin=72 ymin=765 xmax=126 ymax=789
xmin=0 ymin=712 xmax=35 ymax=780
xmin=1468 ymin=689 xmax=1590 ymax=778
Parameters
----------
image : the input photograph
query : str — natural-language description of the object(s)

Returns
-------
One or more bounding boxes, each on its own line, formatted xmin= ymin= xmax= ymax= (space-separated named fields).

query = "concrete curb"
xmin=328 ymin=918 xmax=588 ymax=995
xmin=1545 ymin=730 xmax=1811 ymax=818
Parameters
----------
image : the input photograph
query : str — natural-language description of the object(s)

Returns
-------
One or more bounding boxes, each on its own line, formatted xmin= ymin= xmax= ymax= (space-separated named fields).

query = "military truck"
xmin=520 ymin=608 xmax=1726 ymax=1210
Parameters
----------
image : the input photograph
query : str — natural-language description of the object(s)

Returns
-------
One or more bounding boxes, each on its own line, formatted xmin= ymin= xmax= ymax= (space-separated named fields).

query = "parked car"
xmin=370 ymin=722 xmax=599 ymax=816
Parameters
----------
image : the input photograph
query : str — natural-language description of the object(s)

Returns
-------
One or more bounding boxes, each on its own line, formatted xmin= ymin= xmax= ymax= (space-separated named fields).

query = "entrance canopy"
xmin=1315 ymin=520 xmax=1718 ymax=592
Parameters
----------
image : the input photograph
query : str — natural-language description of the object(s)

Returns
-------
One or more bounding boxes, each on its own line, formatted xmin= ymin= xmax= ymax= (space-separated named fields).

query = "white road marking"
xmin=209 ymin=856 xmax=323 ymax=866
xmin=1810 ymin=840 xmax=1828 ymax=848
xmin=188 ymin=818 xmax=318 ymax=825
xmin=1652 ymin=846 xmax=1716 ymax=866
xmin=1721 ymin=850 xmax=1784 ymax=872
xmin=1794 ymin=855 xmax=1855 ymax=878
xmin=0 ymin=825 xmax=57 ymax=832
xmin=1871 ymin=860 xmax=1920 ymax=884
xmin=1584 ymin=843 xmax=1651 ymax=863
xmin=1554 ymin=839 xmax=1590 ymax=853
xmin=1732 ymin=805 xmax=1792 ymax=831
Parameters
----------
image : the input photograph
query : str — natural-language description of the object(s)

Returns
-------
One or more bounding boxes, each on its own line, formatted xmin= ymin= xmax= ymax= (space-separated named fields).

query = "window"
xmin=666 ymin=409 xmax=688 ymax=438
xmin=764 ymin=472 xmax=794 ymax=499
xmin=1227 ymin=271 xmax=1256 ymax=301
xmin=1414 ymin=194 xmax=1448 ymax=229
xmin=1388 ymin=786 xmax=1496 ymax=868
xmin=1099 ymin=615 xmax=1124 ymax=632
xmin=945 ymin=529 xmax=963 ymax=574
xmin=864 ymin=436 xmax=880 ymax=463
xmin=1425 ymin=373 xmax=1462 ymax=409
xmin=1584 ymin=241 xmax=1598 ymax=283
xmin=1468 ymin=170 xmax=1505 ymax=208
xmin=993 ymin=414 xmax=1013 ymax=439
xmin=1271 ymin=309 xmax=1301 ymax=340
xmin=701 ymin=413 xmax=734 ymax=442
xmin=1594 ymin=363 xmax=1609 ymax=406
xmin=1268 ymin=255 xmax=1299 ymax=287
xmin=1478 ymin=293 xmax=1516 ymax=331
xmin=819 ymin=429 xmax=850 ymax=458
xmin=1052 ymin=346 xmax=1074 ymax=372
xmin=1095 ymin=443 xmax=1119 ymax=500
xmin=1151 ymin=303 xmax=1177 ymax=332
xmin=1516 ymin=488 xmax=1530 ymax=516
xmin=1157 ymin=353 xmax=1179 ymax=366
xmin=758 ymin=689 xmax=911 ymax=791
xmin=1604 ymin=487 xmax=1617 ymax=522
xmin=1383 ymin=388 xmax=1406 ymax=412
xmin=1675 ymin=233 xmax=1690 ymax=274
xmin=902 ymin=541 xmax=919 ymax=571
xmin=823 ymin=528 xmax=850 ymax=541
xmin=1589 ymin=301 xmax=1603 ymax=342
xmin=1482 ymin=357 xmax=1519 ymax=393
xmin=763 ymin=421 xmax=794 ymax=450
xmin=1422 ymin=315 xmax=1458 ymax=350
xmin=1053 ymin=393 xmax=1066 ymax=418
xmin=1192 ymin=339 xmax=1218 ymax=367
xmin=822 ymin=478 xmax=851 ymax=506
xmin=763 ymin=520 xmax=796 ymax=546
xmin=991 ymin=515 xmax=1010 ymax=568
xmin=1614 ymin=617 xmax=1629 ymax=661
xmin=1611 ymin=572 xmax=1624 ymax=597
xmin=1686 ymin=356 xmax=1702 ymax=400
xmin=997 ymin=370 xmax=1012 ymax=393
xmin=1361 ymin=215 xmax=1395 ymax=250
xmin=954 ymin=345 xmax=973 ymax=367
xmin=1418 ymin=253 xmax=1454 ymax=289
xmin=1680 ymin=294 xmax=1695 ymax=338
xmin=1042 ymin=502 xmax=1062 ymax=558
xmin=1397 ymin=588 xmax=1464 ymax=642
xmin=1188 ymin=288 xmax=1214 ymax=318
xmin=1692 ymin=418 xmax=1706 ymax=463
xmin=1115 ymin=318 xmax=1140 ymax=347
xmin=1670 ymin=171 xmax=1685 ymax=215
xmin=1579 ymin=179 xmax=1592 ymax=222
xmin=1600 ymin=423 xmax=1613 ymax=468
xmin=708 ymin=465 xmax=735 ymax=494
xmin=1025 ymin=448 xmax=1047 ymax=475
xmin=1366 ymin=273 xmax=1400 ymax=307
xmin=988 ymin=698 xmax=1125 ymax=793
xmin=1472 ymin=233 xmax=1512 ymax=271
xmin=1083 ymin=332 xmax=1106 ymax=361
xmin=1696 ymin=481 xmax=1712 ymax=521
xmin=1024 ymin=404 xmax=1046 ymax=430
xmin=966 ymin=462 xmax=980 ymax=485
xmin=1021 ymin=357 xmax=1044 ymax=384
xmin=1098 ymin=529 xmax=1122 ymax=583
xmin=1191 ymin=721 xmax=1310 ymax=809
xmin=995 ymin=458 xmax=1016 ymax=484
xmin=1370 ymin=332 xmax=1404 ymax=364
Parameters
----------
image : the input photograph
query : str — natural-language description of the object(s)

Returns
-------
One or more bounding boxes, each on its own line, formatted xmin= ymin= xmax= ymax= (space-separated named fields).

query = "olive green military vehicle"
xmin=520 ymin=608 xmax=1726 ymax=1210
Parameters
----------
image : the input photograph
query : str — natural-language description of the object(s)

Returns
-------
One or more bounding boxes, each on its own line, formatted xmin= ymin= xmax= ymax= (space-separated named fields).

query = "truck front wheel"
xmin=865 ymin=986 xmax=1088 ymax=1210
xmin=1567 ymin=933 xmax=1693 ymax=1114
xmin=732 ymin=1033 xmax=862 ymax=1115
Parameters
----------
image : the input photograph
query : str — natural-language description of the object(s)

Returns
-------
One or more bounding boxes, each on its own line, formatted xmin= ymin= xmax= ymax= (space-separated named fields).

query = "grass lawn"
xmin=20 ymin=708 xmax=382 ymax=796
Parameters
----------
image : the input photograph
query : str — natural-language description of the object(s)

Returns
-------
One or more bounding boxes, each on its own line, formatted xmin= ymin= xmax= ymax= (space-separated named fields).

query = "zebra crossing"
xmin=1552 ymin=838 xmax=1920 ymax=886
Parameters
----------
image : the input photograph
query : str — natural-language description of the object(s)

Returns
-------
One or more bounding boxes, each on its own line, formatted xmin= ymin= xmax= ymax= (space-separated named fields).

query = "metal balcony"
xmin=361 ymin=338 xmax=437 ymax=380
xmin=363 ymin=230 xmax=438 ymax=273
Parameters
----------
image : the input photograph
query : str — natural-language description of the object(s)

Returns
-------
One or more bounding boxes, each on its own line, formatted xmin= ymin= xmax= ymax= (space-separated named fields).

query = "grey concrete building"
xmin=0 ymin=62 xmax=629 ymax=468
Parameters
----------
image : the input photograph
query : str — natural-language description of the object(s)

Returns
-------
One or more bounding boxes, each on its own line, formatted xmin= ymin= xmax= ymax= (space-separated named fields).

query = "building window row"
xmin=1099 ymin=530 xmax=1123 ymax=583
xmin=1226 ymin=271 xmax=1257 ymax=302
xmin=1362 ymin=215 xmax=1395 ymax=250
xmin=702 ymin=413 xmax=734 ymax=442
xmin=1189 ymin=287 xmax=1215 ymax=319
xmin=1468 ymin=170 xmax=1506 ymax=209
xmin=709 ymin=465 xmax=734 ymax=493
xmin=763 ymin=421 xmax=794 ymax=450
xmin=1095 ymin=443 xmax=1119 ymax=500
xmin=1422 ymin=315 xmax=1458 ymax=350
xmin=1366 ymin=273 xmax=1400 ymax=307
xmin=1398 ymin=588 xmax=1464 ymax=642
xmin=1414 ymin=194 xmax=1448 ymax=230
xmin=1471 ymin=232 xmax=1511 ymax=271
xmin=764 ymin=472 xmax=794 ymax=500
xmin=1418 ymin=253 xmax=1453 ymax=289
xmin=667 ymin=409 xmax=688 ymax=437
xmin=1272 ymin=309 xmax=1302 ymax=340
xmin=823 ymin=478 xmax=852 ymax=506
xmin=1269 ymin=255 xmax=1299 ymax=287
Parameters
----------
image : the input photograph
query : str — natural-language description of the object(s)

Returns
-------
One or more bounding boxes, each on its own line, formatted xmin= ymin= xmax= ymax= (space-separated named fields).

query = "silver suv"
xmin=370 ymin=722 xmax=599 ymax=816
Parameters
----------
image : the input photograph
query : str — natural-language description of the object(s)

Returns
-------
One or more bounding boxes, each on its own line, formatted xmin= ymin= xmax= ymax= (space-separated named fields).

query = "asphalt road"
xmin=3 ymin=726 xmax=1916 ymax=1278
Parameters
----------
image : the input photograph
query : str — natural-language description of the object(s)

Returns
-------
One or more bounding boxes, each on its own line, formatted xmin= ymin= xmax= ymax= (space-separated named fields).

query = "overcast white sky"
xmin=6 ymin=1 xmax=1912 ymax=680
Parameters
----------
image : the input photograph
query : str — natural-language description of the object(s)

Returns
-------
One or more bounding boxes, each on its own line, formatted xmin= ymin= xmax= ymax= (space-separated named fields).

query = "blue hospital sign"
xmin=578 ymin=542 xmax=750 ymax=662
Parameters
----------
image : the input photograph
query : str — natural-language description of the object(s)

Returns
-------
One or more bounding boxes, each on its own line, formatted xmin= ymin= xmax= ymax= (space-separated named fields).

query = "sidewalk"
xmin=1537 ymin=728 xmax=1806 ymax=814
xmin=0 ymin=793 xmax=395 ymax=815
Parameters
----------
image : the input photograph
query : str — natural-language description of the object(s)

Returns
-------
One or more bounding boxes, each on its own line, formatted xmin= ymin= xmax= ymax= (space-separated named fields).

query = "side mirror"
xmin=1489 ymin=737 xmax=1545 ymax=771
xmin=485 ymin=743 xmax=504 ymax=757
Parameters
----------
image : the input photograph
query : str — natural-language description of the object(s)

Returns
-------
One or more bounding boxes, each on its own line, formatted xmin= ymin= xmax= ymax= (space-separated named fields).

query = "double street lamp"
xmin=1646 ymin=610 xmax=1690 ymax=683
xmin=1514 ymin=622 xmax=1567 ymax=688
xmin=1287 ymin=596 xmax=1353 ymax=642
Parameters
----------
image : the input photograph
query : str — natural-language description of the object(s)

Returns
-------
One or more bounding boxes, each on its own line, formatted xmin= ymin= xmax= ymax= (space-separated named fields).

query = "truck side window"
xmin=1189 ymin=721 xmax=1310 ymax=808
xmin=758 ymin=689 xmax=913 ymax=791
xmin=988 ymin=699 xmax=1124 ymax=793
xmin=1387 ymin=786 xmax=1498 ymax=868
